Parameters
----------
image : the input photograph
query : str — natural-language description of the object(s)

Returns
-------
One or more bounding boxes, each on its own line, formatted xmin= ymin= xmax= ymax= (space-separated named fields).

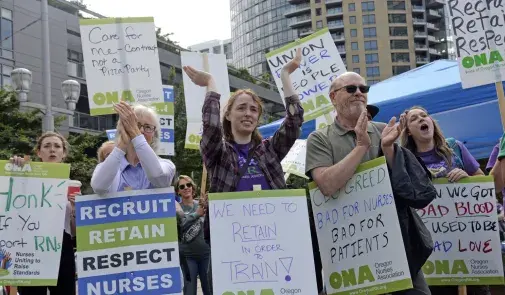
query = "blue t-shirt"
xmin=234 ymin=143 xmax=271 ymax=191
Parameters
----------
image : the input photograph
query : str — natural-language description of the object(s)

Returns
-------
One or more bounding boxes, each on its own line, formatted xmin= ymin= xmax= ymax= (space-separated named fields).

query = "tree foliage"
xmin=0 ymin=90 xmax=43 ymax=160
xmin=66 ymin=133 xmax=103 ymax=194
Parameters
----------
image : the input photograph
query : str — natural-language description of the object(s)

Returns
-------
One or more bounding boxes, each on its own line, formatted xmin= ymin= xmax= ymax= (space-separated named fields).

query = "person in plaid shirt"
xmin=182 ymin=48 xmax=304 ymax=294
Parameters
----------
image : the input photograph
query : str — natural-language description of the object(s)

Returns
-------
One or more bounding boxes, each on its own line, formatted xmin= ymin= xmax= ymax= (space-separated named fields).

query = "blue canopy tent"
xmin=258 ymin=60 xmax=503 ymax=159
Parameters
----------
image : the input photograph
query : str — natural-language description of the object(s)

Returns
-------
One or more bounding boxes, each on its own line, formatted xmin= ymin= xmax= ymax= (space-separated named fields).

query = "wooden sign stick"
xmin=9 ymin=287 xmax=17 ymax=295
xmin=200 ymin=53 xmax=210 ymax=195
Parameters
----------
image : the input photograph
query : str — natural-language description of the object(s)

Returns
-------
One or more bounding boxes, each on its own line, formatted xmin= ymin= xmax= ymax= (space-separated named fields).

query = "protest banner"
xmin=209 ymin=189 xmax=318 ymax=295
xmin=309 ymin=157 xmax=412 ymax=295
xmin=266 ymin=28 xmax=346 ymax=121
xmin=0 ymin=161 xmax=70 ymax=286
xmin=181 ymin=51 xmax=230 ymax=150
xmin=80 ymin=17 xmax=163 ymax=116
xmin=75 ymin=187 xmax=182 ymax=295
xmin=446 ymin=0 xmax=505 ymax=128
xmin=418 ymin=176 xmax=505 ymax=286
xmin=105 ymin=85 xmax=175 ymax=156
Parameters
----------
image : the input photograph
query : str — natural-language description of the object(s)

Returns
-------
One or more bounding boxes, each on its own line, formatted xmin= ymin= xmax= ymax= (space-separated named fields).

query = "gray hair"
xmin=115 ymin=104 xmax=161 ymax=152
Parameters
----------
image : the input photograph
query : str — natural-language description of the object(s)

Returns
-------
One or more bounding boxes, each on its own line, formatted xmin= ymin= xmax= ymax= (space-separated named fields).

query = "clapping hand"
xmin=381 ymin=117 xmax=401 ymax=148
xmin=355 ymin=111 xmax=371 ymax=148
xmin=114 ymin=101 xmax=141 ymax=140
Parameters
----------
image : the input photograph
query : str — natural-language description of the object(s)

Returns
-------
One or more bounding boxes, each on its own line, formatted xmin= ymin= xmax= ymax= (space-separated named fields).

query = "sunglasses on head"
xmin=178 ymin=183 xmax=192 ymax=190
xmin=335 ymin=85 xmax=370 ymax=94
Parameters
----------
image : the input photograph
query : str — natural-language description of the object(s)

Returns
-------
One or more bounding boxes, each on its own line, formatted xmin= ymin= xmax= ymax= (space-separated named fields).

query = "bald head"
xmin=329 ymin=71 xmax=366 ymax=94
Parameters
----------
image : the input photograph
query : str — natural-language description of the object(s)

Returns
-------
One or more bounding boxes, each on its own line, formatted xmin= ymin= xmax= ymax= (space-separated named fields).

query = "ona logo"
xmin=0 ymin=248 xmax=12 ymax=276
xmin=4 ymin=163 xmax=32 ymax=172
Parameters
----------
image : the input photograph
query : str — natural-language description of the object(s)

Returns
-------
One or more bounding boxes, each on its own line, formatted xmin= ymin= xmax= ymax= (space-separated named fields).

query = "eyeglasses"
xmin=178 ymin=183 xmax=192 ymax=190
xmin=138 ymin=123 xmax=156 ymax=134
xmin=334 ymin=85 xmax=370 ymax=94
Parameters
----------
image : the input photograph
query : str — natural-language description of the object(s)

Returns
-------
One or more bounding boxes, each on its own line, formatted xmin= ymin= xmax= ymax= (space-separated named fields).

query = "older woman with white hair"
xmin=91 ymin=101 xmax=176 ymax=193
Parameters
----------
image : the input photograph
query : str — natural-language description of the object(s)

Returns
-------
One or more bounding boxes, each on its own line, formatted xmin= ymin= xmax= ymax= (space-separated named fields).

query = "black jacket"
xmin=381 ymin=144 xmax=437 ymax=276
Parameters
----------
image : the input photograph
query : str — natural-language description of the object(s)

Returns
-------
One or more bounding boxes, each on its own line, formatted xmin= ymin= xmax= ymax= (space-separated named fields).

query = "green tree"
xmin=155 ymin=28 xmax=178 ymax=46
xmin=235 ymin=68 xmax=255 ymax=83
xmin=0 ymin=90 xmax=43 ymax=160
xmin=257 ymin=72 xmax=273 ymax=89
xmin=66 ymin=133 xmax=104 ymax=194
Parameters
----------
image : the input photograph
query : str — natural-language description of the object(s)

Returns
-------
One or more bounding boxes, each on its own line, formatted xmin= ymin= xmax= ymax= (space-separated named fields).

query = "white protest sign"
xmin=0 ymin=161 xmax=70 ymax=286
xmin=447 ymin=1 xmax=505 ymax=88
xmin=209 ymin=190 xmax=318 ymax=294
xmin=418 ymin=177 xmax=505 ymax=285
xmin=104 ymin=85 xmax=175 ymax=156
xmin=266 ymin=28 xmax=346 ymax=121
xmin=281 ymin=140 xmax=308 ymax=179
xmin=181 ymin=52 xmax=230 ymax=150
xmin=80 ymin=17 xmax=163 ymax=115
xmin=309 ymin=157 xmax=412 ymax=295
xmin=76 ymin=187 xmax=182 ymax=294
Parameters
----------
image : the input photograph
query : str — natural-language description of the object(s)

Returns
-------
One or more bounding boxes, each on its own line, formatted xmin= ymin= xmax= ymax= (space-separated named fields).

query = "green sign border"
xmin=308 ymin=157 xmax=386 ymax=190
xmin=209 ymin=189 xmax=306 ymax=201
xmin=266 ymin=28 xmax=330 ymax=58
xmin=329 ymin=278 xmax=412 ymax=295
xmin=0 ymin=161 xmax=70 ymax=179
xmin=185 ymin=143 xmax=200 ymax=150
xmin=80 ymin=17 xmax=154 ymax=26
xmin=425 ymin=276 xmax=504 ymax=286
xmin=0 ymin=279 xmax=57 ymax=286
xmin=432 ymin=175 xmax=493 ymax=184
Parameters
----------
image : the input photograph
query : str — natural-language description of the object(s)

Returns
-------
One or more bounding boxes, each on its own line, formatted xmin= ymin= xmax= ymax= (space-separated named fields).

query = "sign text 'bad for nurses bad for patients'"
xmin=309 ymin=157 xmax=412 ymax=295
xmin=80 ymin=17 xmax=164 ymax=115
xmin=76 ymin=188 xmax=182 ymax=295
xmin=0 ymin=161 xmax=70 ymax=286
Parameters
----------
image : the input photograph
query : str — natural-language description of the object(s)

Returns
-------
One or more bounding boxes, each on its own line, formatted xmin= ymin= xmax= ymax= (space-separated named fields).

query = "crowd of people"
xmin=5 ymin=47 xmax=505 ymax=295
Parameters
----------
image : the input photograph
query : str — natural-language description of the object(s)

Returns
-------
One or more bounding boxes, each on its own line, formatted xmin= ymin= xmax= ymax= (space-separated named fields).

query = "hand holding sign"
xmin=282 ymin=48 xmax=302 ymax=75
xmin=9 ymin=155 xmax=26 ymax=167
xmin=446 ymin=168 xmax=469 ymax=183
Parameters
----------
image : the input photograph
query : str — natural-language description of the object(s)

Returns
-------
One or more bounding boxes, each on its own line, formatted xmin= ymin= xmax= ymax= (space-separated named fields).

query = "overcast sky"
xmin=82 ymin=0 xmax=232 ymax=48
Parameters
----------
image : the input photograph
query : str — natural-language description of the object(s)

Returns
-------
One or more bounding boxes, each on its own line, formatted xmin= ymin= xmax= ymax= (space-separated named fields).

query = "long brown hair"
xmin=400 ymin=106 xmax=454 ymax=167
xmin=222 ymin=89 xmax=264 ymax=145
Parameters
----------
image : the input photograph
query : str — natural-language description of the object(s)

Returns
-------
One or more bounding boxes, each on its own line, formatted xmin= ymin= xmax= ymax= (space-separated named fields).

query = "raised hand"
xmin=114 ymin=101 xmax=141 ymax=139
xmin=355 ymin=111 xmax=371 ymax=148
xmin=183 ymin=66 xmax=214 ymax=88
xmin=381 ymin=117 xmax=401 ymax=148
xmin=9 ymin=155 xmax=25 ymax=167
xmin=282 ymin=48 xmax=302 ymax=75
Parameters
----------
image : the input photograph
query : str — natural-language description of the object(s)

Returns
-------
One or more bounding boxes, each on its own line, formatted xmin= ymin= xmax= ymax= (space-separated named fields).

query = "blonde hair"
xmin=400 ymin=106 xmax=454 ymax=167
xmin=175 ymin=175 xmax=198 ymax=199
xmin=223 ymin=89 xmax=264 ymax=145
xmin=97 ymin=141 xmax=115 ymax=163
xmin=115 ymin=104 xmax=161 ymax=151
xmin=35 ymin=131 xmax=69 ymax=157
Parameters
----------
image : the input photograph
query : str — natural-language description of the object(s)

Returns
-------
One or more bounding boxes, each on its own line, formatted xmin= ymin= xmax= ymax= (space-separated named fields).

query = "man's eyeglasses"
xmin=334 ymin=85 xmax=370 ymax=94
xmin=178 ymin=183 xmax=192 ymax=190
xmin=138 ymin=123 xmax=156 ymax=134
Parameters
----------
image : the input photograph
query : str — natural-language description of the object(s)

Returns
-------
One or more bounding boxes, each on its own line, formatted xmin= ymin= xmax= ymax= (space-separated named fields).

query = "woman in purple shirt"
xmin=91 ymin=101 xmax=176 ymax=193
xmin=400 ymin=106 xmax=487 ymax=295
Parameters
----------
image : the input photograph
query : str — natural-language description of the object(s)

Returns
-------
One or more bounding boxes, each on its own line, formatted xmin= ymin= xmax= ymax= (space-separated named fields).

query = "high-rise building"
xmin=285 ymin=0 xmax=451 ymax=84
xmin=230 ymin=0 xmax=298 ymax=77
xmin=188 ymin=39 xmax=234 ymax=65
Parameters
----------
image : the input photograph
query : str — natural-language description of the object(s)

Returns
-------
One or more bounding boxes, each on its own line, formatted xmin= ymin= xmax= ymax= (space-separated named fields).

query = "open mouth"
xmin=420 ymin=123 xmax=429 ymax=132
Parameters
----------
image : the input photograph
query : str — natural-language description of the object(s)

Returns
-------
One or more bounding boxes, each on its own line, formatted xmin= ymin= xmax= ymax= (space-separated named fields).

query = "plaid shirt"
xmin=200 ymin=91 xmax=304 ymax=193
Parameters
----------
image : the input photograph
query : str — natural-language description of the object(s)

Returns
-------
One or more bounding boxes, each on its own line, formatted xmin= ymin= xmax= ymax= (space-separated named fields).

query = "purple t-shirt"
xmin=417 ymin=140 xmax=480 ymax=178
xmin=486 ymin=144 xmax=500 ymax=172
xmin=235 ymin=144 xmax=271 ymax=191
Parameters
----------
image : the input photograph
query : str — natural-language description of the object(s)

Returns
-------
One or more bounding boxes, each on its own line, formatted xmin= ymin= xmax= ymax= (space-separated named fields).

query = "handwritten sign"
xmin=419 ymin=177 xmax=505 ymax=285
xmin=309 ymin=157 xmax=412 ymax=295
xmin=181 ymin=52 xmax=230 ymax=150
xmin=76 ymin=188 xmax=182 ymax=294
xmin=0 ymin=161 xmax=70 ymax=286
xmin=266 ymin=28 xmax=346 ymax=121
xmin=104 ymin=85 xmax=175 ymax=156
xmin=80 ymin=17 xmax=163 ymax=115
xmin=447 ymin=0 xmax=505 ymax=88
xmin=209 ymin=190 xmax=318 ymax=294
